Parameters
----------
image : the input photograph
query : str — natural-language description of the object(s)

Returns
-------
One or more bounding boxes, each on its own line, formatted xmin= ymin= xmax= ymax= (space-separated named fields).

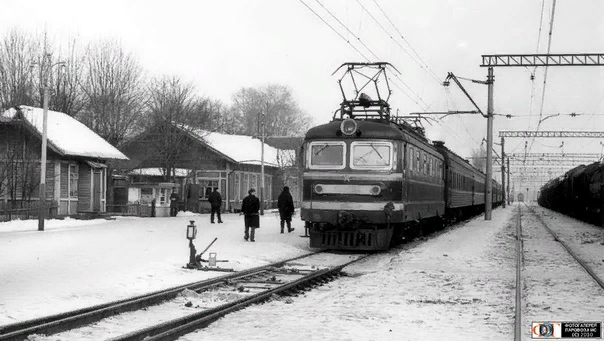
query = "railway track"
xmin=0 ymin=251 xmax=367 ymax=341
xmin=514 ymin=204 xmax=604 ymax=341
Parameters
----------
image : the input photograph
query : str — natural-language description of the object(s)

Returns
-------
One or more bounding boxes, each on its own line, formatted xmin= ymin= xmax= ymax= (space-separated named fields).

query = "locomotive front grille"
xmin=320 ymin=231 xmax=373 ymax=248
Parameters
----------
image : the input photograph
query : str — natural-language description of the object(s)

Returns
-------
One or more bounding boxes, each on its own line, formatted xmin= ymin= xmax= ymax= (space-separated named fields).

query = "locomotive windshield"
xmin=351 ymin=141 xmax=392 ymax=169
xmin=309 ymin=141 xmax=346 ymax=169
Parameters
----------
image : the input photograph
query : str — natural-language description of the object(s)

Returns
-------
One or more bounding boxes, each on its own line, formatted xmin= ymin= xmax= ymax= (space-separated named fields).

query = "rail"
xmin=525 ymin=204 xmax=604 ymax=291
xmin=109 ymin=253 xmax=368 ymax=341
xmin=0 ymin=251 xmax=324 ymax=341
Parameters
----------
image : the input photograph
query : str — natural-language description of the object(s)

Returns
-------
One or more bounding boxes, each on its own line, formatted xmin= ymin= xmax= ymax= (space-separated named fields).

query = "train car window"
xmin=423 ymin=154 xmax=427 ymax=175
xmin=428 ymin=156 xmax=434 ymax=176
xmin=416 ymin=150 xmax=420 ymax=173
xmin=350 ymin=141 xmax=393 ymax=170
xmin=308 ymin=141 xmax=346 ymax=170
xmin=409 ymin=147 xmax=414 ymax=171
xmin=439 ymin=161 xmax=442 ymax=179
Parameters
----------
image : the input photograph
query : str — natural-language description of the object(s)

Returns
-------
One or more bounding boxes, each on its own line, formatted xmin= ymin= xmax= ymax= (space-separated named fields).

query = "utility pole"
xmin=259 ymin=111 xmax=265 ymax=216
xmin=501 ymin=136 xmax=505 ymax=208
xmin=33 ymin=53 xmax=65 ymax=231
xmin=485 ymin=67 xmax=494 ymax=220
xmin=442 ymin=71 xmax=492 ymax=219
xmin=507 ymin=156 xmax=511 ymax=205
xmin=39 ymin=86 xmax=49 ymax=231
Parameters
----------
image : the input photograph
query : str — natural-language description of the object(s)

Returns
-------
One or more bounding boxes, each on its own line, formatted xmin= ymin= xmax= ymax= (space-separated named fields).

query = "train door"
xmin=402 ymin=143 xmax=408 ymax=202
xmin=471 ymin=175 xmax=475 ymax=206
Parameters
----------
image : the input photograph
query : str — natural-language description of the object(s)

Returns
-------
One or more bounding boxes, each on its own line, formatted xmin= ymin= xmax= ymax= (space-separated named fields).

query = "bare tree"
xmin=142 ymin=76 xmax=208 ymax=179
xmin=0 ymin=28 xmax=38 ymax=110
xmin=231 ymin=84 xmax=313 ymax=137
xmin=43 ymin=37 xmax=86 ymax=117
xmin=79 ymin=39 xmax=147 ymax=146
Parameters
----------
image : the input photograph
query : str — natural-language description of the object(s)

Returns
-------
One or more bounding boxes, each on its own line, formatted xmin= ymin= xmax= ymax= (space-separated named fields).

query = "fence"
xmin=106 ymin=204 xmax=152 ymax=217
xmin=0 ymin=200 xmax=59 ymax=222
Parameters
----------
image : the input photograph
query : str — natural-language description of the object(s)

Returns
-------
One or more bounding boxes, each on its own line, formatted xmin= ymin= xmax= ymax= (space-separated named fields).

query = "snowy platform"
xmin=0 ymin=211 xmax=310 ymax=325
xmin=2 ymin=204 xmax=600 ymax=341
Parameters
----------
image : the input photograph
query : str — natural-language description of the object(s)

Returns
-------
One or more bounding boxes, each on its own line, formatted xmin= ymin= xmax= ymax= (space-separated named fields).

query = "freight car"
xmin=538 ymin=162 xmax=604 ymax=225
xmin=301 ymin=63 xmax=504 ymax=251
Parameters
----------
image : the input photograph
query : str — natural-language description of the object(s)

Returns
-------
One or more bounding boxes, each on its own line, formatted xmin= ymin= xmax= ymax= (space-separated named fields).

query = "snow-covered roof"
xmin=1 ymin=106 xmax=128 ymax=160
xmin=186 ymin=128 xmax=296 ymax=167
xmin=129 ymin=168 xmax=190 ymax=177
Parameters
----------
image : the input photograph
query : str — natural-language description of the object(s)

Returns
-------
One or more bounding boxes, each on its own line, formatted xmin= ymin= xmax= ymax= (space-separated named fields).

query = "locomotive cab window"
xmin=308 ymin=141 xmax=346 ymax=170
xmin=350 ymin=141 xmax=393 ymax=170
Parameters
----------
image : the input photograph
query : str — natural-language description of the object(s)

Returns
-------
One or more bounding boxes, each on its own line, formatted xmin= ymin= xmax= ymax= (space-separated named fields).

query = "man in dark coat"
xmin=169 ymin=187 xmax=179 ymax=217
xmin=208 ymin=188 xmax=223 ymax=224
xmin=241 ymin=188 xmax=260 ymax=242
xmin=277 ymin=186 xmax=295 ymax=233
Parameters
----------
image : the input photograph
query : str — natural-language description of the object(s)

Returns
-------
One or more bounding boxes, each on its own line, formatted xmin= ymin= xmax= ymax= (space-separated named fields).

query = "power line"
xmin=530 ymin=0 xmax=558 ymax=152
xmin=299 ymin=0 xmax=370 ymax=61
xmin=303 ymin=0 xmax=472 ymax=150
xmin=353 ymin=0 xmax=432 ymax=81
xmin=371 ymin=0 xmax=442 ymax=84
xmin=352 ymin=0 xmax=433 ymax=109
xmin=315 ymin=0 xmax=379 ymax=60
xmin=309 ymin=0 xmax=431 ymax=110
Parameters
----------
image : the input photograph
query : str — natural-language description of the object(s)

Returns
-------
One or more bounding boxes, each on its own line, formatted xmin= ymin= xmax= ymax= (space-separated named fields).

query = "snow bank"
xmin=0 ymin=212 xmax=310 ymax=325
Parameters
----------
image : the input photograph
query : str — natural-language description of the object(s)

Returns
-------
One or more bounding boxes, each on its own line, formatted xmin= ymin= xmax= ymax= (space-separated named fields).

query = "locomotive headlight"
xmin=370 ymin=185 xmax=381 ymax=195
xmin=340 ymin=119 xmax=357 ymax=136
xmin=314 ymin=185 xmax=324 ymax=194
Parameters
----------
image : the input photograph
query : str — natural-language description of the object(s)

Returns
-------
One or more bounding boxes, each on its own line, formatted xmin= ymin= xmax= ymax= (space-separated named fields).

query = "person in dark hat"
xmin=208 ymin=188 xmax=223 ymax=224
xmin=277 ymin=186 xmax=295 ymax=233
xmin=169 ymin=187 xmax=179 ymax=217
xmin=241 ymin=188 xmax=260 ymax=242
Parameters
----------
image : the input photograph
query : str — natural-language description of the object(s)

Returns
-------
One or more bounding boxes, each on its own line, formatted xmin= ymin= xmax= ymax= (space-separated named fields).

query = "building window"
xmin=159 ymin=188 xmax=167 ymax=205
xmin=234 ymin=173 xmax=240 ymax=201
xmin=200 ymin=180 xmax=219 ymax=199
xmin=69 ymin=164 xmax=78 ymax=198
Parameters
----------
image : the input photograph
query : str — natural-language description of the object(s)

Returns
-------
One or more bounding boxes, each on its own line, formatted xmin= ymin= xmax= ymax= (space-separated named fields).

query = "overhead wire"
xmin=371 ymin=0 xmax=442 ymax=84
xmin=312 ymin=0 xmax=431 ymax=110
xmin=356 ymin=0 xmax=478 ymax=148
xmin=530 ymin=0 xmax=557 ymax=152
xmin=353 ymin=0 xmax=441 ymax=106
xmin=302 ymin=0 xmax=471 ymax=149
xmin=299 ymin=0 xmax=370 ymax=61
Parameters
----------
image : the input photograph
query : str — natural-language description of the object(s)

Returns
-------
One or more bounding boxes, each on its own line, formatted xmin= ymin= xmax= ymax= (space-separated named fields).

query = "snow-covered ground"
xmin=520 ymin=204 xmax=604 ymax=340
xmin=3 ymin=204 xmax=600 ymax=341
xmin=183 ymin=206 xmax=519 ymax=341
xmin=0 ymin=210 xmax=310 ymax=325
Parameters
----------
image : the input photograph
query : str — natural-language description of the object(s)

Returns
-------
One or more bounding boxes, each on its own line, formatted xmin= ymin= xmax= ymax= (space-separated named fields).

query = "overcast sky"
xmin=1 ymin=0 xmax=604 ymax=163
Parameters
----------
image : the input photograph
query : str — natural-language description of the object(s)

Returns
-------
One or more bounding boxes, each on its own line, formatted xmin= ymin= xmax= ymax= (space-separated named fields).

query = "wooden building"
xmin=0 ymin=106 xmax=129 ymax=215
xmin=119 ymin=123 xmax=296 ymax=213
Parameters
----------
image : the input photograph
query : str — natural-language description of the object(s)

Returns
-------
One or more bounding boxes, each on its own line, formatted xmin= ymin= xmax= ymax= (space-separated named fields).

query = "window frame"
xmin=307 ymin=141 xmax=347 ymax=170
xmin=69 ymin=164 xmax=79 ymax=198
xmin=350 ymin=141 xmax=394 ymax=170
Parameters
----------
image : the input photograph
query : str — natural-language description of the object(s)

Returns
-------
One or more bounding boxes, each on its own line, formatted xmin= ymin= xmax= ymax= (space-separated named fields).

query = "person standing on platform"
xmin=208 ymin=188 xmax=223 ymax=224
xmin=241 ymin=188 xmax=260 ymax=242
xmin=277 ymin=186 xmax=295 ymax=233
xmin=169 ymin=187 xmax=179 ymax=217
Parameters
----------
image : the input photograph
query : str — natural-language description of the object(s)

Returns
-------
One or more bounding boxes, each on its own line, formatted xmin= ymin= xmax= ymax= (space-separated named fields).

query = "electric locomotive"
xmin=301 ymin=62 xmax=503 ymax=251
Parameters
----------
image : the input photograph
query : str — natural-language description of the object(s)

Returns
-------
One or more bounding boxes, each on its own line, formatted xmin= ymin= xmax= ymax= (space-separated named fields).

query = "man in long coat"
xmin=277 ymin=186 xmax=295 ymax=233
xmin=169 ymin=187 xmax=179 ymax=217
xmin=208 ymin=188 xmax=223 ymax=224
xmin=241 ymin=188 xmax=260 ymax=242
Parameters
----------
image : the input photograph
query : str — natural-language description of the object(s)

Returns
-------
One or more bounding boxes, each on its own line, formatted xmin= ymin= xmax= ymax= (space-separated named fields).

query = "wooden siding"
xmin=60 ymin=163 xmax=69 ymax=198
xmin=77 ymin=163 xmax=92 ymax=212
